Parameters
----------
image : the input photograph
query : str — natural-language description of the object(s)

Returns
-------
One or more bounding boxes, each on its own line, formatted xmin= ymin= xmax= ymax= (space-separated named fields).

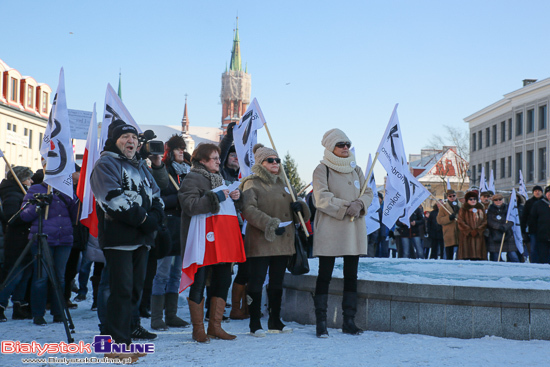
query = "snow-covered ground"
xmin=2 ymin=258 xmax=550 ymax=366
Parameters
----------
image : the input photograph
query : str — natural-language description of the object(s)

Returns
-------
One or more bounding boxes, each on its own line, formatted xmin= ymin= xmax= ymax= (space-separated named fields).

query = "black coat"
xmin=161 ymin=163 xmax=186 ymax=257
xmin=528 ymin=199 xmax=550 ymax=242
xmin=486 ymin=204 xmax=515 ymax=253
xmin=397 ymin=207 xmax=425 ymax=238
xmin=521 ymin=195 xmax=542 ymax=234
xmin=427 ymin=208 xmax=443 ymax=240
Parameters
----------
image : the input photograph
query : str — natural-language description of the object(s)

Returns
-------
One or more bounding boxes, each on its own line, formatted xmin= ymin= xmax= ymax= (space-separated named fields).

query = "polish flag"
xmin=76 ymin=104 xmax=99 ymax=237
xmin=179 ymin=185 xmax=246 ymax=292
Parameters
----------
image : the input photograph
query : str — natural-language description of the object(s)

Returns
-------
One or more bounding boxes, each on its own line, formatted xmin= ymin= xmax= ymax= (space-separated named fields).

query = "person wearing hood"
xmin=311 ymin=129 xmax=373 ymax=338
xmin=240 ymin=144 xmax=311 ymax=337
xmin=457 ymin=191 xmax=487 ymax=260
xmin=486 ymin=194 xmax=519 ymax=262
xmin=90 ymin=120 xmax=164 ymax=358
xmin=0 ymin=167 xmax=34 ymax=322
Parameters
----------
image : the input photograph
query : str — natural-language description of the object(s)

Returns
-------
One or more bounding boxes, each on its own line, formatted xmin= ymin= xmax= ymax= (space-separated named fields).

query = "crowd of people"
xmin=0 ymin=120 xmax=547 ymax=362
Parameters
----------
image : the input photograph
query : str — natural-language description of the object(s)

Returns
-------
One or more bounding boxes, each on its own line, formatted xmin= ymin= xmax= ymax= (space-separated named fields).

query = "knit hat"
xmin=111 ymin=123 xmax=138 ymax=142
xmin=446 ymin=189 xmax=456 ymax=196
xmin=253 ymin=144 xmax=278 ymax=164
xmin=166 ymin=134 xmax=186 ymax=151
xmin=321 ymin=128 xmax=351 ymax=150
xmin=7 ymin=166 xmax=33 ymax=182
xmin=533 ymin=185 xmax=543 ymax=193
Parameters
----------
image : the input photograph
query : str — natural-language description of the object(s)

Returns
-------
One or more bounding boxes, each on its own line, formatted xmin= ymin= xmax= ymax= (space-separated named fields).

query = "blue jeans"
xmin=375 ymin=239 xmax=389 ymax=258
xmin=0 ymin=262 xmax=33 ymax=308
xmin=400 ymin=237 xmax=425 ymax=259
xmin=152 ymin=255 xmax=182 ymax=295
xmin=31 ymin=245 xmax=72 ymax=317
xmin=77 ymin=251 xmax=94 ymax=297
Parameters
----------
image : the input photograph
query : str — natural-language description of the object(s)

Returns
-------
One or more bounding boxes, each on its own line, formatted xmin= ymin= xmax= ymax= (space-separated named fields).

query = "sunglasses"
xmin=448 ymin=195 xmax=456 ymax=198
xmin=265 ymin=158 xmax=281 ymax=164
xmin=468 ymin=198 xmax=477 ymax=201
xmin=335 ymin=142 xmax=351 ymax=148
xmin=493 ymin=198 xmax=503 ymax=202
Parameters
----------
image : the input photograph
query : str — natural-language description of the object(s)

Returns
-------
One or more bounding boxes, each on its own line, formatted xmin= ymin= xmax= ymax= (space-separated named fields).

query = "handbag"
xmin=287 ymin=224 xmax=310 ymax=275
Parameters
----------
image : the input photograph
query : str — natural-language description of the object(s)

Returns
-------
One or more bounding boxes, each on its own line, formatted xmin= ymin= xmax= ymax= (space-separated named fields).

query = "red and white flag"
xmin=76 ymin=103 xmax=99 ymax=237
xmin=179 ymin=185 xmax=246 ymax=292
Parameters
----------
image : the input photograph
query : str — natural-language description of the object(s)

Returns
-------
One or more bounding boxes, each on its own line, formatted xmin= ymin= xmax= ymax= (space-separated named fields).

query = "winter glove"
xmin=470 ymin=229 xmax=478 ymax=237
xmin=140 ymin=212 xmax=160 ymax=234
xmin=275 ymin=227 xmax=286 ymax=236
xmin=345 ymin=199 xmax=364 ymax=218
xmin=449 ymin=214 xmax=456 ymax=221
xmin=226 ymin=122 xmax=236 ymax=139
xmin=388 ymin=230 xmax=395 ymax=239
xmin=291 ymin=201 xmax=303 ymax=214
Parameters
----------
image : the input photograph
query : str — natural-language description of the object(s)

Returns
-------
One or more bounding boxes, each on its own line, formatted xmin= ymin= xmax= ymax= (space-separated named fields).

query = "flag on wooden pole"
xmin=232 ymin=98 xmax=266 ymax=179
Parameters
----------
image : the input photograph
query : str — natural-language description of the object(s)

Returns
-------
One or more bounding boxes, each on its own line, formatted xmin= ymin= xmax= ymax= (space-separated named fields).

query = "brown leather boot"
xmin=207 ymin=297 xmax=236 ymax=340
xmin=229 ymin=283 xmax=248 ymax=320
xmin=187 ymin=298 xmax=210 ymax=343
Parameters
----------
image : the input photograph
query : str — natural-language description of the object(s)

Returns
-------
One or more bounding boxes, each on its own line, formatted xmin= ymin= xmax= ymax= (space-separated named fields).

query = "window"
xmin=478 ymin=130 xmax=483 ymax=150
xmin=472 ymin=133 xmax=476 ymax=151
xmin=478 ymin=164 xmax=482 ymax=184
xmin=12 ymin=124 xmax=16 ymax=133
xmin=24 ymin=128 xmax=28 ymax=136
xmin=501 ymin=121 xmax=506 ymax=142
xmin=42 ymin=92 xmax=48 ymax=113
xmin=508 ymin=156 xmax=512 ymax=178
xmin=516 ymin=152 xmax=523 ymax=183
xmin=29 ymin=129 xmax=33 ymax=149
xmin=539 ymin=148 xmax=546 ymax=182
xmin=39 ymin=132 xmax=43 ymax=149
xmin=10 ymin=77 xmax=18 ymax=101
xmin=527 ymin=150 xmax=534 ymax=182
xmin=27 ymin=85 xmax=34 ymax=108
xmin=540 ymin=105 xmax=547 ymax=130
xmin=492 ymin=160 xmax=497 ymax=178
xmin=527 ymin=109 xmax=535 ymax=133
xmin=516 ymin=112 xmax=523 ymax=136
xmin=486 ymin=127 xmax=490 ymax=147
xmin=508 ymin=119 xmax=512 ymax=140
xmin=500 ymin=158 xmax=506 ymax=179
xmin=7 ymin=122 xmax=11 ymax=130
xmin=492 ymin=125 xmax=497 ymax=145
xmin=472 ymin=165 xmax=477 ymax=184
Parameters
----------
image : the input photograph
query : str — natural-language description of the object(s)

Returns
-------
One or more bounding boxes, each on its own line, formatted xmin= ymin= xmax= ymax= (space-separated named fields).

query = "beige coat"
xmin=436 ymin=200 xmax=460 ymax=247
xmin=312 ymin=163 xmax=373 ymax=257
xmin=240 ymin=164 xmax=310 ymax=258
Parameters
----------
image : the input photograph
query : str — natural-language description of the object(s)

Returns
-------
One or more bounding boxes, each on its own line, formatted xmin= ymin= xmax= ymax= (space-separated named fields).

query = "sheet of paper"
xmin=279 ymin=221 xmax=293 ymax=228
xmin=227 ymin=181 xmax=240 ymax=192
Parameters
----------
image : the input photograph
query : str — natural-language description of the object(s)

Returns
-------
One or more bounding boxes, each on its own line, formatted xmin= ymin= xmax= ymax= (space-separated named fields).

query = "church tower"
xmin=180 ymin=94 xmax=195 ymax=152
xmin=220 ymin=17 xmax=251 ymax=134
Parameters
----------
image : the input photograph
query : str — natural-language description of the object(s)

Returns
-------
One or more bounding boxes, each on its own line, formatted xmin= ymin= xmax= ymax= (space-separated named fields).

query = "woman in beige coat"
xmin=241 ymin=144 xmax=310 ymax=336
xmin=312 ymin=128 xmax=373 ymax=338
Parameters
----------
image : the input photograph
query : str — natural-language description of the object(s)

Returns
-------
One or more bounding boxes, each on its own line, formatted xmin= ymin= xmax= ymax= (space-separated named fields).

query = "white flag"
xmin=377 ymin=104 xmax=431 ymax=228
xmin=488 ymin=169 xmax=495 ymax=193
xmin=365 ymin=154 xmax=381 ymax=235
xmin=506 ymin=189 xmax=524 ymax=253
xmin=446 ymin=177 xmax=451 ymax=190
xmin=479 ymin=166 xmax=487 ymax=193
xmin=518 ymin=170 xmax=528 ymax=199
xmin=99 ymin=83 xmax=142 ymax=151
xmin=233 ymin=98 xmax=266 ymax=179
xmin=40 ymin=68 xmax=75 ymax=198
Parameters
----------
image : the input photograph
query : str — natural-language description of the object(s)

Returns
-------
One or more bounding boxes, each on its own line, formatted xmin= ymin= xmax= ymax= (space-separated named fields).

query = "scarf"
xmin=320 ymin=149 xmax=356 ymax=174
xmin=172 ymin=161 xmax=190 ymax=176
xmin=191 ymin=163 xmax=224 ymax=189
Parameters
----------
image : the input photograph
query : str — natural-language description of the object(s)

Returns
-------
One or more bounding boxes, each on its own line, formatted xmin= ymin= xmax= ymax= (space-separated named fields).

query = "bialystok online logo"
xmin=1 ymin=335 xmax=155 ymax=356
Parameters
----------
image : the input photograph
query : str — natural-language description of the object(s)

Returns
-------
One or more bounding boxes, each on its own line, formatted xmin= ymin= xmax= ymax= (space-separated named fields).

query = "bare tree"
xmin=426 ymin=124 xmax=470 ymax=161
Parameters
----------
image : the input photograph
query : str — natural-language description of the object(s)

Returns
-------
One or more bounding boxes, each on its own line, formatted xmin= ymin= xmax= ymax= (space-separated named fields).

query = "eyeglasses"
xmin=335 ymin=142 xmax=351 ymax=149
xmin=265 ymin=158 xmax=281 ymax=164
xmin=493 ymin=198 xmax=503 ymax=202
xmin=448 ymin=195 xmax=456 ymax=198
xmin=468 ymin=198 xmax=477 ymax=201
xmin=209 ymin=156 xmax=221 ymax=162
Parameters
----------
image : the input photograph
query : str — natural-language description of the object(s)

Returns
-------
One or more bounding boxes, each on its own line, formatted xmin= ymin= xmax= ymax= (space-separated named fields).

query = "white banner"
xmin=68 ymin=109 xmax=93 ymax=140
xmin=506 ymin=188 xmax=524 ymax=253
xmin=233 ymin=98 xmax=266 ymax=179
xmin=446 ymin=177 xmax=451 ymax=190
xmin=518 ymin=170 xmax=528 ymax=199
xmin=40 ymin=68 xmax=75 ymax=198
xmin=365 ymin=154 xmax=381 ymax=235
xmin=99 ymin=83 xmax=141 ymax=151
xmin=479 ymin=166 xmax=487 ymax=193
xmin=377 ymin=104 xmax=431 ymax=228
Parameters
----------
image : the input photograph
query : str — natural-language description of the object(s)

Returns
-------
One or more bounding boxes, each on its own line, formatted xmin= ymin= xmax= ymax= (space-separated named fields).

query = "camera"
xmin=138 ymin=130 xmax=164 ymax=159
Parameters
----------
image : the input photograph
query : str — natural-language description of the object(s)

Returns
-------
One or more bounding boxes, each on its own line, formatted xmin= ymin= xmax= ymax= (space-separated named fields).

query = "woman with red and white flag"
xmin=178 ymin=143 xmax=244 ymax=343
xmin=240 ymin=144 xmax=311 ymax=337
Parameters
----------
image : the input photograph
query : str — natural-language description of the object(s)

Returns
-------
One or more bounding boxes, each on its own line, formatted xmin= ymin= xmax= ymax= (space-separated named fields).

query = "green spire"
xmin=229 ymin=17 xmax=242 ymax=72
xmin=117 ymin=70 xmax=122 ymax=100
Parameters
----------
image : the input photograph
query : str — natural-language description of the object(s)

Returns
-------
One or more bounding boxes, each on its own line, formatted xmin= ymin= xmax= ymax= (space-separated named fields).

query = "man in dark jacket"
xmin=521 ymin=185 xmax=543 ymax=263
xmin=219 ymin=122 xmax=240 ymax=182
xmin=528 ymin=186 xmax=550 ymax=264
xmin=396 ymin=206 xmax=425 ymax=259
xmin=91 ymin=121 xmax=164 ymax=353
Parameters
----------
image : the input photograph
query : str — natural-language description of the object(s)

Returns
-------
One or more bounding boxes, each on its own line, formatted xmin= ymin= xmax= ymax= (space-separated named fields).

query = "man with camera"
xmin=91 ymin=121 xmax=164 ymax=359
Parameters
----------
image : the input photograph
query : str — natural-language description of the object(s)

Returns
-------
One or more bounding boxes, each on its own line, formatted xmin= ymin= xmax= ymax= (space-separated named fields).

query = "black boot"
xmin=248 ymin=291 xmax=265 ymax=337
xmin=267 ymin=288 xmax=292 ymax=333
xmin=0 ymin=305 xmax=6 ymax=322
xmin=13 ymin=302 xmax=32 ymax=320
xmin=313 ymin=294 xmax=328 ymax=338
xmin=342 ymin=291 xmax=362 ymax=335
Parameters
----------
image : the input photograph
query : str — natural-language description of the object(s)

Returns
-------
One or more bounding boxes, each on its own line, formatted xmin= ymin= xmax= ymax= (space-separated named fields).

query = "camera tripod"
xmin=1 ymin=193 xmax=75 ymax=342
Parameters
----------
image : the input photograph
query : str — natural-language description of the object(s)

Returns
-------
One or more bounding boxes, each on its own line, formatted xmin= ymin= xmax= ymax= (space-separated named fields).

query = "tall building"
xmin=464 ymin=79 xmax=550 ymax=193
xmin=220 ymin=18 xmax=251 ymax=134
xmin=0 ymin=58 xmax=51 ymax=175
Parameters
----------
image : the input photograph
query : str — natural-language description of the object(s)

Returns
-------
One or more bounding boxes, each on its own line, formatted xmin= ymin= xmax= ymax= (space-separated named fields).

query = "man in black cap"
xmin=91 ymin=120 xmax=164 ymax=361
xmin=522 ymin=185 xmax=544 ymax=263
xmin=528 ymin=186 xmax=550 ymax=264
